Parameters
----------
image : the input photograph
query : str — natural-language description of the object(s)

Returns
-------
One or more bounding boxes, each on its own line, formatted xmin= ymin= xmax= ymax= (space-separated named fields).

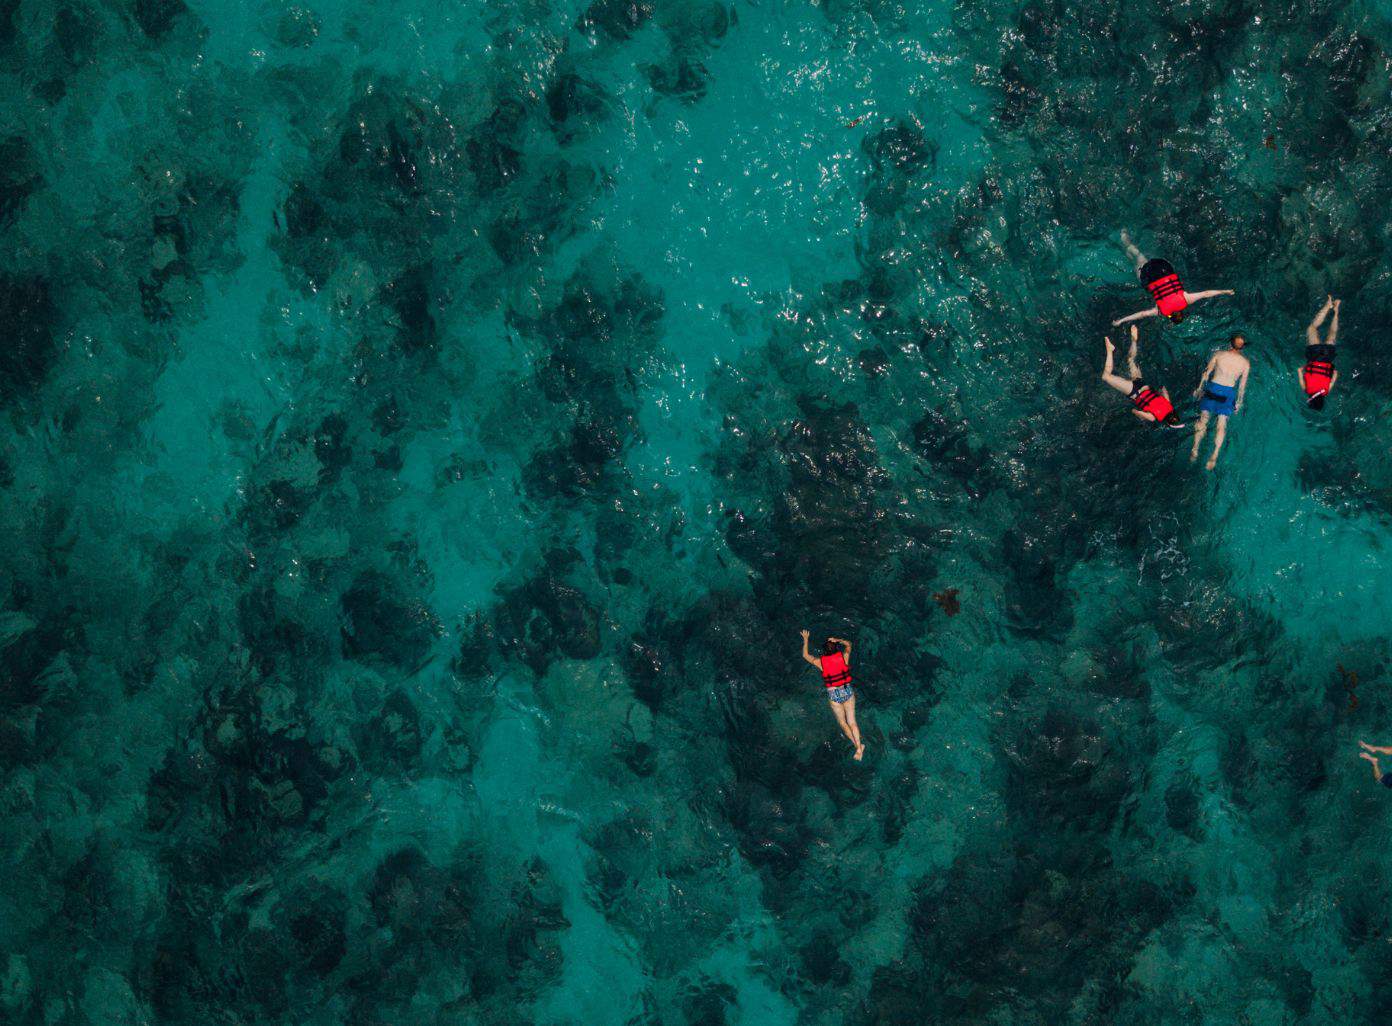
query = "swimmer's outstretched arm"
xmin=799 ymin=629 xmax=821 ymax=668
xmin=1112 ymin=307 xmax=1159 ymax=327
xmin=1183 ymin=289 xmax=1236 ymax=303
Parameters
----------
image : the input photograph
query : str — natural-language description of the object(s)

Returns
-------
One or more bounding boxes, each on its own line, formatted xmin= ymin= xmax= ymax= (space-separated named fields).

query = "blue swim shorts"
xmin=827 ymin=685 xmax=854 ymax=704
xmin=1199 ymin=382 xmax=1237 ymax=417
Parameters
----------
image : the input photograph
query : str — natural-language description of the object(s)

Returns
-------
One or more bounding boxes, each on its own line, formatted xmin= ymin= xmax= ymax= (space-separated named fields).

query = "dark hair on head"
xmin=1308 ymin=393 xmax=1327 ymax=411
xmin=1230 ymin=333 xmax=1247 ymax=347
xmin=1163 ymin=412 xmax=1183 ymax=428
xmin=823 ymin=639 xmax=840 ymax=656
xmin=1169 ymin=310 xmax=1187 ymax=324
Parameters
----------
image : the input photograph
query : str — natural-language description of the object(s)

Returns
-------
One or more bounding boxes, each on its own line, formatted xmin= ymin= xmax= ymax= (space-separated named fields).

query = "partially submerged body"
xmin=1100 ymin=325 xmax=1184 ymax=428
xmin=1300 ymin=296 xmax=1340 ymax=410
xmin=1113 ymin=233 xmax=1235 ymax=326
xmin=1191 ymin=336 xmax=1251 ymax=471
xmin=800 ymin=630 xmax=864 ymax=761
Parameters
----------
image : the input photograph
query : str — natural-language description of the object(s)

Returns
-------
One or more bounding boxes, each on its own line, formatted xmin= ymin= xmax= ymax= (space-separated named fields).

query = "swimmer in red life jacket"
xmin=1299 ymin=295 xmax=1340 ymax=411
xmin=1112 ymin=231 xmax=1235 ymax=326
xmin=800 ymin=629 xmax=864 ymax=761
xmin=1100 ymin=325 xmax=1185 ymax=429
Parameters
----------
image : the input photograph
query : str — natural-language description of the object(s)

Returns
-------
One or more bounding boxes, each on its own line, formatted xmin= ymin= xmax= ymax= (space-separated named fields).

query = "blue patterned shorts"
xmin=826 ymin=685 xmax=854 ymax=704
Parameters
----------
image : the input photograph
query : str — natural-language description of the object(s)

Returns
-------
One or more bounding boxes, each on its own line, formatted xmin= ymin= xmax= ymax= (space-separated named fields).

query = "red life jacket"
xmin=1304 ymin=360 xmax=1334 ymax=396
xmin=1131 ymin=385 xmax=1174 ymax=423
xmin=1146 ymin=274 xmax=1188 ymax=317
xmin=820 ymin=651 xmax=852 ymax=689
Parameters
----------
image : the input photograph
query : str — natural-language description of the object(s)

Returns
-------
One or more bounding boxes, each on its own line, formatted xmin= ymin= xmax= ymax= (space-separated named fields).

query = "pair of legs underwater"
xmin=1190 ymin=397 xmax=1229 ymax=472
xmin=1308 ymin=294 xmax=1340 ymax=350
xmin=1100 ymin=325 xmax=1175 ymax=427
xmin=1100 ymin=326 xmax=1144 ymax=393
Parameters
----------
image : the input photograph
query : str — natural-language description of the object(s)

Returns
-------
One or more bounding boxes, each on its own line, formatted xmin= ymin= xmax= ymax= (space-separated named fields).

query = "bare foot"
xmin=1205 ymin=455 xmax=1217 ymax=471
xmin=853 ymin=745 xmax=864 ymax=761
xmin=1361 ymin=751 xmax=1377 ymax=763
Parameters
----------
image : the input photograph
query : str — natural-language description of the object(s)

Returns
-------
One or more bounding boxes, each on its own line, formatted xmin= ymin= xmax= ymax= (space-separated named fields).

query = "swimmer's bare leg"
xmin=831 ymin=701 xmax=856 ymax=746
xmin=1121 ymin=230 xmax=1147 ymax=277
xmin=1126 ymin=325 xmax=1142 ymax=379
xmin=1191 ymin=411 xmax=1210 ymax=462
xmin=1101 ymin=337 xmax=1134 ymax=395
xmin=1327 ymin=297 xmax=1340 ymax=346
xmin=845 ymin=694 xmax=864 ymax=760
xmin=1205 ymin=417 xmax=1228 ymax=471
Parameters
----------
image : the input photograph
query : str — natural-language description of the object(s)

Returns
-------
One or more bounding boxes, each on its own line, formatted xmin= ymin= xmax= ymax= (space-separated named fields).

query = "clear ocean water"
xmin=4 ymin=0 xmax=1392 ymax=1023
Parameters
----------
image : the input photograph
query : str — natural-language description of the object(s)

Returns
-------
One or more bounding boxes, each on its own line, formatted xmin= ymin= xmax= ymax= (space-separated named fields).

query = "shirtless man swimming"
xmin=1190 ymin=334 xmax=1251 ymax=470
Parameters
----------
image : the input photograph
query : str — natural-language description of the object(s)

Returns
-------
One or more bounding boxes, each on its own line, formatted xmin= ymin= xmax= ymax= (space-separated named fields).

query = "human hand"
xmin=1235 ymin=402 xmax=1243 ymax=414
xmin=1130 ymin=324 xmax=1139 ymax=341
xmin=1111 ymin=318 xmax=1123 ymax=327
xmin=799 ymin=629 xmax=809 ymax=640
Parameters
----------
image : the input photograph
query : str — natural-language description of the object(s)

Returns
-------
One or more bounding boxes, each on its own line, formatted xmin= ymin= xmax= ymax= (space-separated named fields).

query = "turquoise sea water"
xmin=6 ymin=0 xmax=1392 ymax=1023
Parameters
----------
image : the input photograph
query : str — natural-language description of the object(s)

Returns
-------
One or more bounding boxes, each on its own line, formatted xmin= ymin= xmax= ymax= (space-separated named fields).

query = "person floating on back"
xmin=1112 ymin=231 xmax=1235 ymax=326
xmin=1359 ymin=740 xmax=1392 ymax=789
xmin=1300 ymin=295 xmax=1340 ymax=410
xmin=1190 ymin=334 xmax=1251 ymax=471
xmin=1100 ymin=325 xmax=1185 ymax=429
xmin=800 ymin=629 xmax=864 ymax=761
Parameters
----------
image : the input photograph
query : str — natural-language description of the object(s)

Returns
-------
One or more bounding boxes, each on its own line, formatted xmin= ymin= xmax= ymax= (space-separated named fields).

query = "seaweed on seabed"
xmin=490 ymin=552 xmax=603 ymax=674
xmin=998 ymin=525 xmax=1075 ymax=640
xmin=0 ymin=135 xmax=40 ymax=227
xmin=340 ymin=570 xmax=441 ymax=670
xmin=466 ymin=100 xmax=526 ymax=196
xmin=719 ymin=781 xmax=812 ymax=880
xmin=1001 ymin=707 xmax=1134 ymax=843
xmin=133 ymin=0 xmax=188 ymax=39
xmin=0 ymin=274 xmax=57 ymax=404
xmin=642 ymin=57 xmax=710 ymax=104
xmin=545 ymin=72 xmax=609 ymax=140
xmin=279 ymin=884 xmax=349 ymax=975
xmin=381 ymin=263 xmax=438 ymax=354
xmin=354 ymin=689 xmax=424 ymax=773
xmin=522 ymin=411 xmax=637 ymax=501
xmin=576 ymin=0 xmax=655 ymax=40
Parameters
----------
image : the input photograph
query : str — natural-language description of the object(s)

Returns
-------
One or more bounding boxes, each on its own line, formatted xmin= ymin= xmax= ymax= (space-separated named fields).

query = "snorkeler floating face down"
xmin=800 ymin=630 xmax=864 ymax=761
xmin=1301 ymin=296 xmax=1340 ymax=409
xmin=1111 ymin=232 xmax=1235 ymax=328
xmin=1099 ymin=326 xmax=1184 ymax=430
